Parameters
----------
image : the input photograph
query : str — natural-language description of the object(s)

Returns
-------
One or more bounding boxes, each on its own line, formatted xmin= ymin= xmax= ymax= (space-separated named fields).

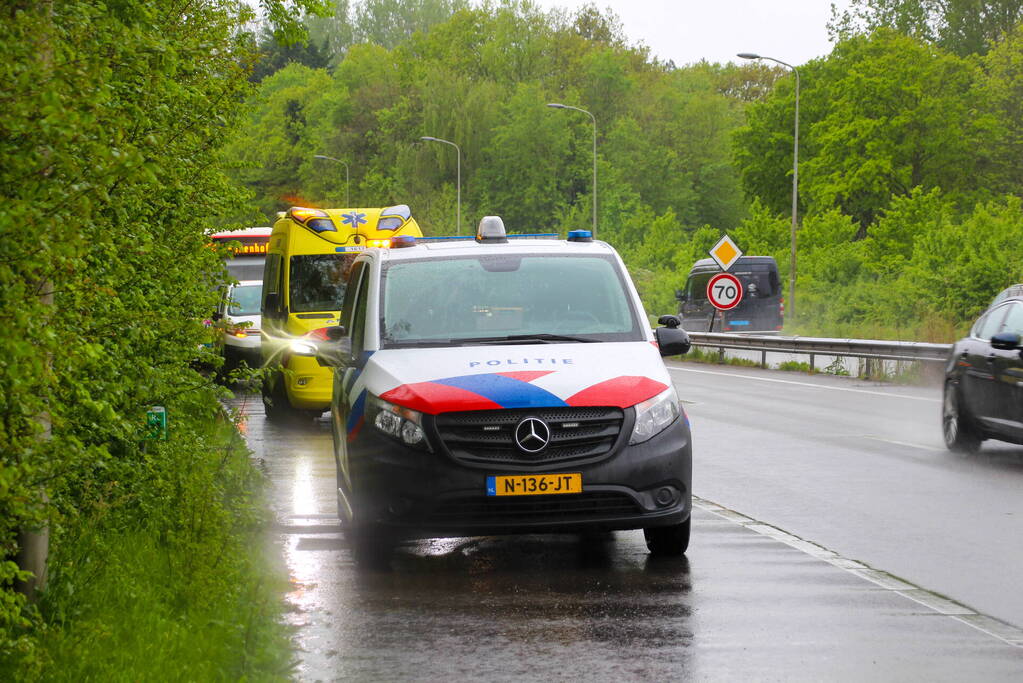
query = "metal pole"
xmin=790 ymin=66 xmax=799 ymax=322
xmin=737 ymin=54 xmax=799 ymax=321
xmin=419 ymin=137 xmax=462 ymax=234
xmin=546 ymin=103 xmax=597 ymax=238
xmin=313 ymin=154 xmax=350 ymax=207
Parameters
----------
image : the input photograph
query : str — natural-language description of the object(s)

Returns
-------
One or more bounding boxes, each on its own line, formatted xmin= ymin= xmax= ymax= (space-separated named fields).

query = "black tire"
xmin=942 ymin=382 xmax=981 ymax=454
xmin=262 ymin=371 xmax=297 ymax=422
xmin=345 ymin=523 xmax=394 ymax=568
xmin=644 ymin=516 xmax=690 ymax=557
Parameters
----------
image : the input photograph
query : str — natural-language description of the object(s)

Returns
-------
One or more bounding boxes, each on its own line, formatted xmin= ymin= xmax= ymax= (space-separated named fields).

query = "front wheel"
xmin=644 ymin=517 xmax=690 ymax=557
xmin=942 ymin=382 xmax=981 ymax=454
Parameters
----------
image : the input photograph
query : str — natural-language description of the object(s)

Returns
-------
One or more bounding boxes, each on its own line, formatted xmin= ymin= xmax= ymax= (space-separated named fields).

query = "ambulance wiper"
xmin=457 ymin=333 xmax=600 ymax=345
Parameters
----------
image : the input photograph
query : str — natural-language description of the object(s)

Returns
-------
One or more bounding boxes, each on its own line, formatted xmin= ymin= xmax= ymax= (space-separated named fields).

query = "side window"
xmin=998 ymin=302 xmax=1023 ymax=336
xmin=261 ymin=254 xmax=282 ymax=312
xmin=975 ymin=305 xmax=1009 ymax=340
xmin=350 ymin=268 xmax=370 ymax=356
xmin=339 ymin=262 xmax=364 ymax=332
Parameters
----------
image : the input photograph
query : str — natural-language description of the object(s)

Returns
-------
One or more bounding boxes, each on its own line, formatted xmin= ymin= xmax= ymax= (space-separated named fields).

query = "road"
xmin=228 ymin=362 xmax=1023 ymax=680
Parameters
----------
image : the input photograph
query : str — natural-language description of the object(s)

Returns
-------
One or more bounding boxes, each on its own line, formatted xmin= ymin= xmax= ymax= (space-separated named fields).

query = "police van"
xmin=306 ymin=217 xmax=693 ymax=559
xmin=261 ymin=205 xmax=422 ymax=420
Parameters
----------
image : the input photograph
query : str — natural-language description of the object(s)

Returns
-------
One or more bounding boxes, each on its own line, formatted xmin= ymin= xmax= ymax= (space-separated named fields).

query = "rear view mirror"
xmin=991 ymin=332 xmax=1022 ymax=350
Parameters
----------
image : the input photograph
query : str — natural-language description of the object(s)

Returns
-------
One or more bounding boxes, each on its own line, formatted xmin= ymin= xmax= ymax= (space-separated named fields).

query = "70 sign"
xmin=707 ymin=272 xmax=744 ymax=310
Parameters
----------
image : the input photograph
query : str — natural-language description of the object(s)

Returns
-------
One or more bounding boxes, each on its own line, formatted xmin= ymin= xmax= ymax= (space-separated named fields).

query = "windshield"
xmin=228 ymin=284 xmax=262 ymax=316
xmin=381 ymin=254 xmax=642 ymax=346
xmin=686 ymin=267 xmax=779 ymax=302
xmin=289 ymin=254 xmax=356 ymax=313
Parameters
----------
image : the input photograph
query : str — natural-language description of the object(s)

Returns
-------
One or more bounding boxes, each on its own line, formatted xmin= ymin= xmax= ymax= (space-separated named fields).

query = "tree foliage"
xmin=830 ymin=0 xmax=1023 ymax=56
xmin=0 ymin=0 xmax=319 ymax=670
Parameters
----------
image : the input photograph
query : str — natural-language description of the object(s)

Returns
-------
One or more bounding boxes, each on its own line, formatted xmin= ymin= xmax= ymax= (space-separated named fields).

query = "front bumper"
xmin=284 ymin=355 xmax=333 ymax=410
xmin=340 ymin=411 xmax=692 ymax=538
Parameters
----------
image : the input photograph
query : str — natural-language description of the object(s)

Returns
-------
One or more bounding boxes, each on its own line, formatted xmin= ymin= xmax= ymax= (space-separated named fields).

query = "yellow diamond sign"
xmin=709 ymin=234 xmax=743 ymax=272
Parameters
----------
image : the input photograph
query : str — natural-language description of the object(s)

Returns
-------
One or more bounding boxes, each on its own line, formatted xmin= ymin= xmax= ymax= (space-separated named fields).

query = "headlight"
xmin=289 ymin=340 xmax=317 ymax=356
xmin=629 ymin=387 xmax=680 ymax=444
xmin=368 ymin=395 xmax=429 ymax=450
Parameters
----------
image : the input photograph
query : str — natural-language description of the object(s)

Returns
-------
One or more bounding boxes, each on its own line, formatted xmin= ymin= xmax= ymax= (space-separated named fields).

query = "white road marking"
xmin=862 ymin=435 xmax=946 ymax=452
xmin=669 ymin=365 xmax=941 ymax=403
xmin=693 ymin=495 xmax=1023 ymax=649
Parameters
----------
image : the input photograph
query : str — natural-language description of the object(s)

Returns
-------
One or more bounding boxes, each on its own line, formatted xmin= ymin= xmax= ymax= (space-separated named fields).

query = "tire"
xmin=942 ymin=382 xmax=981 ymax=454
xmin=644 ymin=516 xmax=690 ymax=557
xmin=262 ymin=371 xmax=300 ymax=423
xmin=345 ymin=523 xmax=394 ymax=568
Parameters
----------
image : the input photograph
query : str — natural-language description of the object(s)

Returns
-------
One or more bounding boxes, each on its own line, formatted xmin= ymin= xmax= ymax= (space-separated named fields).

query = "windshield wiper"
xmin=455 ymin=333 xmax=601 ymax=345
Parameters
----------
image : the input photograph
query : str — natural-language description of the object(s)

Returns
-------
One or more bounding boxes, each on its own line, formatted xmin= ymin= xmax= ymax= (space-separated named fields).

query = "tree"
xmin=829 ymin=0 xmax=1023 ymax=56
xmin=735 ymin=30 xmax=997 ymax=230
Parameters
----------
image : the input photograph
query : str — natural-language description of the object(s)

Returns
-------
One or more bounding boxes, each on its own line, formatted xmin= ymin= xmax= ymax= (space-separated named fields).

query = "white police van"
xmin=309 ymin=217 xmax=693 ymax=559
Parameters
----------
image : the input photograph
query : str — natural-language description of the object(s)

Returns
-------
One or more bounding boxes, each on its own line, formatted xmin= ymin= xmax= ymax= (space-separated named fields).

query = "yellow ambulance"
xmin=260 ymin=204 xmax=422 ymax=420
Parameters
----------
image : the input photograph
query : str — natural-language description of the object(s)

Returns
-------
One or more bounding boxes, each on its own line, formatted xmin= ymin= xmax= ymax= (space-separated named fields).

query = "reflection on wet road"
xmin=229 ymin=391 xmax=1023 ymax=681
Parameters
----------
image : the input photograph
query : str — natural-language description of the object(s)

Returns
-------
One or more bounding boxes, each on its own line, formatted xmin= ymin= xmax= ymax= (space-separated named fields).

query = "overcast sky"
xmin=528 ymin=0 xmax=853 ymax=67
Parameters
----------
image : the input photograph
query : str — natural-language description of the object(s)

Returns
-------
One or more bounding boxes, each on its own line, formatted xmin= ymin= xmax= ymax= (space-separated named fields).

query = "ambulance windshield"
xmin=381 ymin=254 xmax=643 ymax=346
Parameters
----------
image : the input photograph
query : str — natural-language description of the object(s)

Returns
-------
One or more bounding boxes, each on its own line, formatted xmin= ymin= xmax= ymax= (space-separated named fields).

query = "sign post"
xmin=706 ymin=235 xmax=744 ymax=332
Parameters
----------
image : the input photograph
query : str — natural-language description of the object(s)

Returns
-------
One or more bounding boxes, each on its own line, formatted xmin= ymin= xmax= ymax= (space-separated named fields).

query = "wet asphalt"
xmin=228 ymin=368 xmax=1023 ymax=681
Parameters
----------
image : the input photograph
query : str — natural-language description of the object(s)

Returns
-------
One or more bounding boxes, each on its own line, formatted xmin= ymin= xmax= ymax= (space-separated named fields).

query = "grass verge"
xmin=3 ymin=409 xmax=293 ymax=681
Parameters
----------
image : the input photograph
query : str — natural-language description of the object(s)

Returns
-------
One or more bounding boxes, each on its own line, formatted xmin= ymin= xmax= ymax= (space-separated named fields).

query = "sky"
xmin=528 ymin=0 xmax=854 ymax=67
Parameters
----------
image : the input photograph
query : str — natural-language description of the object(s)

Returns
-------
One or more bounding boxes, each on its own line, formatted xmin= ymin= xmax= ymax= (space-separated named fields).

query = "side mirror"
xmin=674 ymin=289 xmax=687 ymax=302
xmin=264 ymin=292 xmax=281 ymax=317
xmin=314 ymin=326 xmax=350 ymax=367
xmin=210 ymin=311 xmax=223 ymax=322
xmin=991 ymin=331 xmax=1022 ymax=350
xmin=655 ymin=324 xmax=691 ymax=357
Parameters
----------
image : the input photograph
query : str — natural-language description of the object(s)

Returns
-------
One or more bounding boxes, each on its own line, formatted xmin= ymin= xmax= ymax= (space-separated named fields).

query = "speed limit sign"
xmin=707 ymin=272 xmax=743 ymax=310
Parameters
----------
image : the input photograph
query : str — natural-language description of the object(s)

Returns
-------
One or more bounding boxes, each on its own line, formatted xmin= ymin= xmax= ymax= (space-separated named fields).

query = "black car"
xmin=943 ymin=291 xmax=1023 ymax=452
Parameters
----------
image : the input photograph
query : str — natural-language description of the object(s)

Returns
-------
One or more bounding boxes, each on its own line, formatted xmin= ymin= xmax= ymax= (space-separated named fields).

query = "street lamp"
xmin=419 ymin=136 xmax=461 ymax=235
xmin=738 ymin=52 xmax=800 ymax=321
xmin=547 ymin=103 xmax=597 ymax=238
xmin=313 ymin=154 xmax=350 ymax=207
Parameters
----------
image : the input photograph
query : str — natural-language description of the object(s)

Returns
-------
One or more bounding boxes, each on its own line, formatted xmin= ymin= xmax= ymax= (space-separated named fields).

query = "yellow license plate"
xmin=486 ymin=473 xmax=582 ymax=496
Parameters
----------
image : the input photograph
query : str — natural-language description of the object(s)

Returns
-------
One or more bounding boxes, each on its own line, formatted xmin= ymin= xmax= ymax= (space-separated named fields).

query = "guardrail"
xmin=685 ymin=332 xmax=952 ymax=373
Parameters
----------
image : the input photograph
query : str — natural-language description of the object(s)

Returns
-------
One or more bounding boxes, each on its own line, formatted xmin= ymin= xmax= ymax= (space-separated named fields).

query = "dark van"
xmin=675 ymin=256 xmax=784 ymax=333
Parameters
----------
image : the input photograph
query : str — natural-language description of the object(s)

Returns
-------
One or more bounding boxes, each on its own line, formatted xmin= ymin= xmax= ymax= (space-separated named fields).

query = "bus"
xmin=210 ymin=226 xmax=272 ymax=282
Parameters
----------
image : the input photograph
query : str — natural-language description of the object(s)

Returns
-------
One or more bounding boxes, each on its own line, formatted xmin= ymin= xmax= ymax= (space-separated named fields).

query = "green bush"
xmin=0 ymin=0 xmax=319 ymax=674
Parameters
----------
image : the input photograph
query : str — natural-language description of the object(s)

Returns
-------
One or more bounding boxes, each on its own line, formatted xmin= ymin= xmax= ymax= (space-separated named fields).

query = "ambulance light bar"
xmin=288 ymin=206 xmax=336 ymax=233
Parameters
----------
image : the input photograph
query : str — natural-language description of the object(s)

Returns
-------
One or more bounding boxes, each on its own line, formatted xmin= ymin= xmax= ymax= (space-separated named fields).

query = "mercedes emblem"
xmin=514 ymin=417 xmax=551 ymax=453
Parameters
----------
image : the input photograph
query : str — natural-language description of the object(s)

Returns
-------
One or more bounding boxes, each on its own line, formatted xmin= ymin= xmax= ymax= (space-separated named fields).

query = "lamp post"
xmin=738 ymin=53 xmax=799 ymax=321
xmin=313 ymin=154 xmax=350 ymax=207
xmin=547 ymin=103 xmax=597 ymax=238
xmin=419 ymin=136 xmax=461 ymax=235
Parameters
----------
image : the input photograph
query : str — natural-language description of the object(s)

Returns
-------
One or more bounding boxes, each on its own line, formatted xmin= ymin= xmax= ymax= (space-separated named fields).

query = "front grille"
xmin=425 ymin=491 xmax=639 ymax=525
xmin=434 ymin=407 xmax=624 ymax=467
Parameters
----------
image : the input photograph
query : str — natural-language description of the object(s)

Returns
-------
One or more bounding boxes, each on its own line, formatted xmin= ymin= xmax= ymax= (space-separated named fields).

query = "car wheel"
xmin=345 ymin=523 xmax=393 ymax=568
xmin=262 ymin=372 xmax=294 ymax=422
xmin=942 ymin=382 xmax=981 ymax=454
xmin=644 ymin=516 xmax=690 ymax=557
